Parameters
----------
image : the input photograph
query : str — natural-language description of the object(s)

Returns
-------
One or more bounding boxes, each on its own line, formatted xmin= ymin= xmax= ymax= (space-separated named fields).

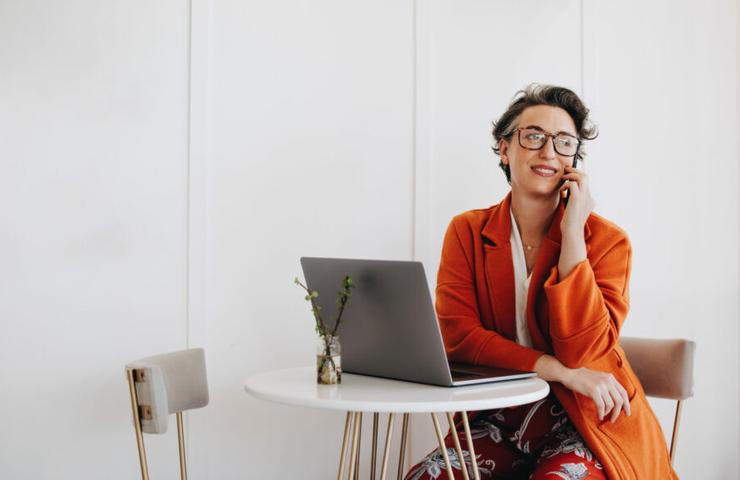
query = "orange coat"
xmin=437 ymin=193 xmax=677 ymax=479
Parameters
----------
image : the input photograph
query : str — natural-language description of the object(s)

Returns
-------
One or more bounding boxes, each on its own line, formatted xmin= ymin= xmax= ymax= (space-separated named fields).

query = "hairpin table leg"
xmin=348 ymin=412 xmax=362 ymax=480
xmin=446 ymin=412 xmax=469 ymax=480
xmin=370 ymin=413 xmax=379 ymax=480
xmin=354 ymin=413 xmax=363 ymax=478
xmin=431 ymin=413 xmax=454 ymax=480
xmin=396 ymin=413 xmax=409 ymax=480
xmin=460 ymin=411 xmax=480 ymax=480
xmin=379 ymin=413 xmax=395 ymax=480
xmin=338 ymin=412 xmax=354 ymax=480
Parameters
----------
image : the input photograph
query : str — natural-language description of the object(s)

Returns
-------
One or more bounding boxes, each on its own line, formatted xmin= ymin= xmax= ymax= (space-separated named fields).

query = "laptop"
xmin=300 ymin=257 xmax=536 ymax=387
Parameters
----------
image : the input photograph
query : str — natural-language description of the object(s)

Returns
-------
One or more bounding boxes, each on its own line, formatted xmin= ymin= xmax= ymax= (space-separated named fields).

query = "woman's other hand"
xmin=559 ymin=166 xmax=595 ymax=236
xmin=561 ymin=366 xmax=632 ymax=423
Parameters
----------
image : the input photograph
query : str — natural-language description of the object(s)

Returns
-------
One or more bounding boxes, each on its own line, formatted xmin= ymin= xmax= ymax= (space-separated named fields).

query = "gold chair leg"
xmin=460 ymin=411 xmax=480 ymax=480
xmin=431 ymin=413 xmax=454 ymax=480
xmin=396 ymin=413 xmax=409 ymax=480
xmin=176 ymin=411 xmax=188 ymax=480
xmin=348 ymin=412 xmax=362 ymax=480
xmin=338 ymin=412 xmax=354 ymax=480
xmin=379 ymin=413 xmax=395 ymax=480
xmin=371 ymin=413 xmax=379 ymax=480
xmin=126 ymin=369 xmax=150 ymax=480
xmin=446 ymin=413 xmax=469 ymax=480
xmin=669 ymin=400 xmax=683 ymax=464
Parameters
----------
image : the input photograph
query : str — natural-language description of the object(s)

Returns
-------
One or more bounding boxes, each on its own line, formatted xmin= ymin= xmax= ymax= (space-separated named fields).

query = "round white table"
xmin=245 ymin=367 xmax=550 ymax=480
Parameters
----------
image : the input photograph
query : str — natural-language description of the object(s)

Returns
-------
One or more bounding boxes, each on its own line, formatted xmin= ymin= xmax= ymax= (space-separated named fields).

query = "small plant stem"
xmin=331 ymin=294 xmax=349 ymax=336
xmin=295 ymin=279 xmax=329 ymax=336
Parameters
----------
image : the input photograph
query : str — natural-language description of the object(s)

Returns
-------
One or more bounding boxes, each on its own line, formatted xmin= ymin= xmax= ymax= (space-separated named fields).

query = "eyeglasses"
xmin=517 ymin=127 xmax=580 ymax=157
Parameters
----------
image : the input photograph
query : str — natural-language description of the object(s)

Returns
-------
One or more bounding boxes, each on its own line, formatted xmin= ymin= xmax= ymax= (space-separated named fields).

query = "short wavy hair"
xmin=491 ymin=84 xmax=598 ymax=183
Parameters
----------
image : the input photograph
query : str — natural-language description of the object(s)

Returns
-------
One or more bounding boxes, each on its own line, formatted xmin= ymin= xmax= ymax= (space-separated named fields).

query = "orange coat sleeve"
xmin=436 ymin=219 xmax=544 ymax=372
xmin=543 ymin=232 xmax=632 ymax=369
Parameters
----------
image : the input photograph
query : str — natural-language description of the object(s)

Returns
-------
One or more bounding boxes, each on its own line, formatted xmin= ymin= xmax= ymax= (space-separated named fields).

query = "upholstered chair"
xmin=619 ymin=337 xmax=695 ymax=464
xmin=125 ymin=348 xmax=209 ymax=480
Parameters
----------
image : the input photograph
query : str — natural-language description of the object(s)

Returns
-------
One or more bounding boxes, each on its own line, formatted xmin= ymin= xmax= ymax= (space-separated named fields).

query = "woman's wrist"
xmin=561 ymin=227 xmax=585 ymax=245
xmin=558 ymin=229 xmax=587 ymax=281
xmin=534 ymin=354 xmax=572 ymax=383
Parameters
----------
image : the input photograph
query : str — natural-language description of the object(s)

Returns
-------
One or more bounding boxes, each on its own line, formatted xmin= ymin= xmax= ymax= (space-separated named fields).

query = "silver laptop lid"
xmin=300 ymin=257 xmax=454 ymax=386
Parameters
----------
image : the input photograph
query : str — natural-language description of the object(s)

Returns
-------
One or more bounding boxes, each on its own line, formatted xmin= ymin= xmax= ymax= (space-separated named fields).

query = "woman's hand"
xmin=534 ymin=355 xmax=631 ymax=422
xmin=557 ymin=166 xmax=594 ymax=280
xmin=559 ymin=166 xmax=595 ymax=236
xmin=561 ymin=367 xmax=632 ymax=423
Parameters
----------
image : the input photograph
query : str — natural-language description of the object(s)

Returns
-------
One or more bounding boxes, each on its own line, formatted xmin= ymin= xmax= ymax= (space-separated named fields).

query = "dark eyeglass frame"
xmin=516 ymin=127 xmax=581 ymax=157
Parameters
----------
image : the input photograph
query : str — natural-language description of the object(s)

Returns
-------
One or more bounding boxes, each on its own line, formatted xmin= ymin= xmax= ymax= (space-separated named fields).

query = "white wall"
xmin=0 ymin=1 xmax=191 ymax=478
xmin=201 ymin=1 xmax=415 ymax=477
xmin=0 ymin=0 xmax=737 ymax=479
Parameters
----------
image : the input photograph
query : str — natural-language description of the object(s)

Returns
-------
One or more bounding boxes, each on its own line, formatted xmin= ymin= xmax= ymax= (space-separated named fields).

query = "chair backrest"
xmin=619 ymin=337 xmax=695 ymax=400
xmin=126 ymin=348 xmax=209 ymax=434
xmin=619 ymin=337 xmax=695 ymax=465
xmin=126 ymin=348 xmax=209 ymax=480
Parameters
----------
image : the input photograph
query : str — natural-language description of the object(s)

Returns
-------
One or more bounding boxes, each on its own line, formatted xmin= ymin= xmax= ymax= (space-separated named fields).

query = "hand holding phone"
xmin=559 ymin=162 xmax=595 ymax=237
xmin=561 ymin=158 xmax=578 ymax=206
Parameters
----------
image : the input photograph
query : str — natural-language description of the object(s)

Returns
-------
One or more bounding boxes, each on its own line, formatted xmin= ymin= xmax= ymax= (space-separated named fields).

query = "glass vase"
xmin=316 ymin=335 xmax=342 ymax=385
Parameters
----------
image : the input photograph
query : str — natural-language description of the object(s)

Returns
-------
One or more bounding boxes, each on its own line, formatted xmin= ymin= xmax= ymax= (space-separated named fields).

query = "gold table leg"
xmin=338 ymin=412 xmax=354 ymax=480
xmin=337 ymin=410 xmax=481 ymax=480
xmin=396 ymin=413 xmax=409 ymax=480
xmin=446 ymin=412 xmax=469 ymax=480
xmin=348 ymin=412 xmax=362 ymax=480
xmin=371 ymin=413 xmax=379 ymax=480
xmin=379 ymin=413 xmax=395 ymax=480
xmin=355 ymin=413 xmax=363 ymax=478
xmin=431 ymin=413 xmax=455 ymax=480
xmin=460 ymin=411 xmax=480 ymax=480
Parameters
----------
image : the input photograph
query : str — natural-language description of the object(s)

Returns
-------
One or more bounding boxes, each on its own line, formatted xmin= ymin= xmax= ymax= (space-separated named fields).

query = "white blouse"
xmin=509 ymin=208 xmax=534 ymax=348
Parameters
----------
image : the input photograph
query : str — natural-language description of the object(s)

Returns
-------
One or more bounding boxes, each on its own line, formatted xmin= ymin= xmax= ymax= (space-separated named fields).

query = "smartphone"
xmin=562 ymin=157 xmax=578 ymax=206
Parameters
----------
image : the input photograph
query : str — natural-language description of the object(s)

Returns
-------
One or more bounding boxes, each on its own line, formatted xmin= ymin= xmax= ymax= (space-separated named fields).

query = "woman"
xmin=406 ymin=85 xmax=676 ymax=480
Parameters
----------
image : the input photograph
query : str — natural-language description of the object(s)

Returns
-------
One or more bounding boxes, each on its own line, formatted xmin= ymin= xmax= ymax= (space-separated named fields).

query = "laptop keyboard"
xmin=450 ymin=369 xmax=486 ymax=380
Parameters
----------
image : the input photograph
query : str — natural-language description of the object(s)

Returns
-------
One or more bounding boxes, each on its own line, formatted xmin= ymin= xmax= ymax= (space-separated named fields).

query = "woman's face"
xmin=499 ymin=105 xmax=578 ymax=199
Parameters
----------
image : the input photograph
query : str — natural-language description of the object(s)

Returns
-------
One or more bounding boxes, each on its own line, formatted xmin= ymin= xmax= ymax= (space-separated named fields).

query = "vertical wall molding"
xmin=413 ymin=0 xmax=432 ymax=268
xmin=409 ymin=0 xmax=430 ymax=464
xmin=736 ymin=5 xmax=740 ymax=465
xmin=187 ymin=0 xmax=209 ymax=350
xmin=186 ymin=0 xmax=210 ymax=478
xmin=580 ymin=0 xmax=600 ymax=117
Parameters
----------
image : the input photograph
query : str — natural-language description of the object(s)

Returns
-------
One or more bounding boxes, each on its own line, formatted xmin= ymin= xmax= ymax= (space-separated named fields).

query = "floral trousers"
xmin=404 ymin=395 xmax=606 ymax=480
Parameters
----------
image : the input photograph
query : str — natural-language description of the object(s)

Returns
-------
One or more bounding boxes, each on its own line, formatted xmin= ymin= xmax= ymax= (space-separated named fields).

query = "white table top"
xmin=244 ymin=366 xmax=550 ymax=413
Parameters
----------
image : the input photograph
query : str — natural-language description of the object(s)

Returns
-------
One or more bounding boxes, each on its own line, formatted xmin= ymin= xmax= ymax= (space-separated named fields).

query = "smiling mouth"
xmin=531 ymin=166 xmax=558 ymax=177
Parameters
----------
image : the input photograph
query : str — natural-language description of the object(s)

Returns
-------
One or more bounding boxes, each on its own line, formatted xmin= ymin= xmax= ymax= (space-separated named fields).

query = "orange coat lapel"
xmin=481 ymin=194 xmax=516 ymax=341
xmin=527 ymin=216 xmax=562 ymax=351
xmin=481 ymin=193 xmax=592 ymax=351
